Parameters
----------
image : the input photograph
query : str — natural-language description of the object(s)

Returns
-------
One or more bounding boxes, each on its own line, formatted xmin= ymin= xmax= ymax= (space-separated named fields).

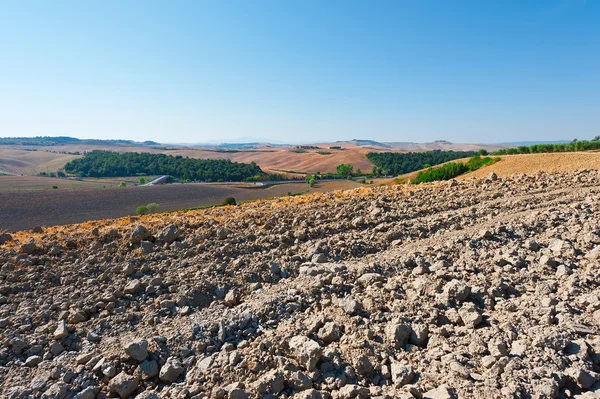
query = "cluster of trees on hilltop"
xmin=493 ymin=139 xmax=600 ymax=155
xmin=64 ymin=151 xmax=264 ymax=182
xmin=366 ymin=150 xmax=481 ymax=176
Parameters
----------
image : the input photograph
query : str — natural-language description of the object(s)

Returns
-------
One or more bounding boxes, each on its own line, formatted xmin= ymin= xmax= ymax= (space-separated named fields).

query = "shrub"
xmin=52 ymin=185 xmax=58 ymax=189
xmin=146 ymin=203 xmax=159 ymax=213
xmin=222 ymin=197 xmax=237 ymax=206
xmin=118 ymin=182 xmax=126 ymax=187
xmin=136 ymin=205 xmax=148 ymax=215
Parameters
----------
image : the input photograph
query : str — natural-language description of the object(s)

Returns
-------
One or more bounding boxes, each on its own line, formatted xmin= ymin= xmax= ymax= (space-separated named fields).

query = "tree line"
xmin=64 ymin=151 xmax=265 ymax=182
xmin=410 ymin=156 xmax=500 ymax=184
xmin=493 ymin=139 xmax=600 ymax=155
xmin=366 ymin=150 xmax=481 ymax=176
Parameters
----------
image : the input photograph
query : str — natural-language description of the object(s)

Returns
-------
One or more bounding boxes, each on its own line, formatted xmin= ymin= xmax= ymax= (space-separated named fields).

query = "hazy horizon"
xmin=1 ymin=1 xmax=599 ymax=144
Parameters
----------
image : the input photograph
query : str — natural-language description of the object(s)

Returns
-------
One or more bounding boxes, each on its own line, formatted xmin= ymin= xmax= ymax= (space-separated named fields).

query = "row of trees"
xmin=493 ymin=139 xmax=600 ymax=155
xmin=64 ymin=151 xmax=264 ymax=182
xmin=366 ymin=150 xmax=481 ymax=176
xmin=411 ymin=156 xmax=500 ymax=184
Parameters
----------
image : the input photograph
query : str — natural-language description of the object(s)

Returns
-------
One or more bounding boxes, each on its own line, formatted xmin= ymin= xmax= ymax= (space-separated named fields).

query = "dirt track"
xmin=0 ymin=180 xmax=359 ymax=231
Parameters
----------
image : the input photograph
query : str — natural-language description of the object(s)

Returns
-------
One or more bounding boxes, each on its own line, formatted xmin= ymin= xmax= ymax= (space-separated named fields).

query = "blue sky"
xmin=1 ymin=1 xmax=599 ymax=144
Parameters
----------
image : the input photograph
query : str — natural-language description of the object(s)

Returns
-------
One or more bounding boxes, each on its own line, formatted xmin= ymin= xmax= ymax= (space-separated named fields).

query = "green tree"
xmin=305 ymin=174 xmax=316 ymax=188
xmin=136 ymin=205 xmax=148 ymax=215
xmin=146 ymin=203 xmax=159 ymax=213
xmin=118 ymin=182 xmax=126 ymax=187
xmin=336 ymin=164 xmax=354 ymax=178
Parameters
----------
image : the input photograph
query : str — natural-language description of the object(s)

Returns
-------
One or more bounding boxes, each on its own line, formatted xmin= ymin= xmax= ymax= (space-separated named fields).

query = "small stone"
xmin=53 ymin=321 xmax=69 ymax=339
xmin=510 ymin=340 xmax=527 ymax=357
xmin=216 ymin=227 xmax=229 ymax=240
xmin=458 ymin=302 xmax=482 ymax=328
xmin=25 ymin=355 xmax=42 ymax=367
xmin=224 ymin=289 xmax=239 ymax=307
xmin=10 ymin=337 xmax=27 ymax=354
xmin=340 ymin=296 xmax=361 ymax=315
xmin=67 ymin=311 xmax=87 ymax=324
xmin=76 ymin=352 xmax=94 ymax=365
xmin=124 ymin=279 xmax=142 ymax=294
xmin=49 ymin=342 xmax=65 ymax=356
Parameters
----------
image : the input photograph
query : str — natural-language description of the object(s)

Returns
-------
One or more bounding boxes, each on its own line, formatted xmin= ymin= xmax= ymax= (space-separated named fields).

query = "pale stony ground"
xmin=2 ymin=169 xmax=600 ymax=398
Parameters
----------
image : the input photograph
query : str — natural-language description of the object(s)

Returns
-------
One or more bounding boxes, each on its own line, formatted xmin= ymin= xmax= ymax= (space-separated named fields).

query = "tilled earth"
xmin=2 ymin=170 xmax=600 ymax=398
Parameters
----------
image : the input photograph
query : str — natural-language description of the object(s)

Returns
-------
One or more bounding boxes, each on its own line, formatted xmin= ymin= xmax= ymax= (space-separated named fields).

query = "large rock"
xmin=423 ymin=385 xmax=455 ymax=399
xmin=124 ymin=339 xmax=148 ymax=362
xmin=442 ymin=280 xmax=470 ymax=303
xmin=385 ymin=321 xmax=412 ymax=349
xmin=108 ymin=372 xmax=139 ymax=398
xmin=20 ymin=238 xmax=37 ymax=254
xmin=159 ymin=357 xmax=184 ymax=383
xmin=288 ymin=335 xmax=322 ymax=371
xmin=390 ymin=362 xmax=414 ymax=386
xmin=130 ymin=225 xmax=151 ymax=244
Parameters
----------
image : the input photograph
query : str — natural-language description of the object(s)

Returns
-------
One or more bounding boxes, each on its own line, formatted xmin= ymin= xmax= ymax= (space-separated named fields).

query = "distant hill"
xmin=498 ymin=140 xmax=570 ymax=146
xmin=0 ymin=136 xmax=159 ymax=147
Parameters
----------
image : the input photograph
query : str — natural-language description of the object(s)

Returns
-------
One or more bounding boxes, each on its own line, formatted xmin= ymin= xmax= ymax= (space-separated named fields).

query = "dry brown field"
xmin=0 ymin=179 xmax=360 ymax=231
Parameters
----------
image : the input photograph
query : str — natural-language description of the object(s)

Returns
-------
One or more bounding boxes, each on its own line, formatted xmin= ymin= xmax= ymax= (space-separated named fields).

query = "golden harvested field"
xmin=0 ymin=148 xmax=80 ymax=175
xmin=460 ymin=152 xmax=600 ymax=179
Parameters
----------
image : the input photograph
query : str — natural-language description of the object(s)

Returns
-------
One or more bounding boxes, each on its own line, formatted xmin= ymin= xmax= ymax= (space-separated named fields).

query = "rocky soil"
xmin=2 ymin=169 xmax=600 ymax=398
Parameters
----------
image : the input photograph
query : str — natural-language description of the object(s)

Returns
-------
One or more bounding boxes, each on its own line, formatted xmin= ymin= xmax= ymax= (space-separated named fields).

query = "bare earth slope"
xmin=3 ymin=170 xmax=600 ymax=398
xmin=463 ymin=152 xmax=600 ymax=179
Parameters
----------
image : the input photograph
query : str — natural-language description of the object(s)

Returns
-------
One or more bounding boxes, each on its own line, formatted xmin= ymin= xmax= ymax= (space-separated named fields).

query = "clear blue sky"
xmin=1 ymin=1 xmax=599 ymax=144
